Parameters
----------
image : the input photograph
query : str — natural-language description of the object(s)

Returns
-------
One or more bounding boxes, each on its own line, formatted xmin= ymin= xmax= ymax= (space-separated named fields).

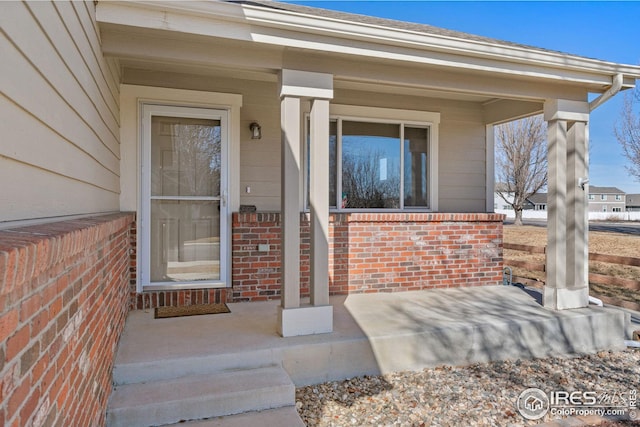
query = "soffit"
xmin=96 ymin=1 xmax=639 ymax=106
xmin=96 ymin=1 xmax=640 ymax=90
xmin=102 ymin=23 xmax=585 ymax=105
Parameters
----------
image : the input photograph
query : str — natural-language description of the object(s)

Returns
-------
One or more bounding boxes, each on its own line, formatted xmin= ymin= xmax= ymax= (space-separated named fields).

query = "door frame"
xmin=140 ymin=104 xmax=229 ymax=290
xmin=120 ymin=85 xmax=243 ymax=293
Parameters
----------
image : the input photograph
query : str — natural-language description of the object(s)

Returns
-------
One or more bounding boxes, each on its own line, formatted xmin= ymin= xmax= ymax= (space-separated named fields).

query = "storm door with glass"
xmin=141 ymin=104 xmax=228 ymax=289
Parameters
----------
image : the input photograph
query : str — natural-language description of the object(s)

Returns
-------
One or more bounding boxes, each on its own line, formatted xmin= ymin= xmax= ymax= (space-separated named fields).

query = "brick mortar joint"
xmin=233 ymin=212 xmax=505 ymax=224
xmin=2 ymin=236 xmax=131 ymax=427
xmin=0 ymin=213 xmax=134 ymax=286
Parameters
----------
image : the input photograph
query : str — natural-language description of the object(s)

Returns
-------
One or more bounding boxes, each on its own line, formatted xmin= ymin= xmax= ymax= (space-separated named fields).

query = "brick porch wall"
xmin=0 ymin=213 xmax=134 ymax=427
xmin=232 ymin=212 xmax=504 ymax=302
xmin=130 ymin=212 xmax=503 ymax=307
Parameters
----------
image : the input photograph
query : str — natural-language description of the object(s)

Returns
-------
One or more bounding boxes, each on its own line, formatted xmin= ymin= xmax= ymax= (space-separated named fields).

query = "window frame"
xmin=303 ymin=104 xmax=440 ymax=212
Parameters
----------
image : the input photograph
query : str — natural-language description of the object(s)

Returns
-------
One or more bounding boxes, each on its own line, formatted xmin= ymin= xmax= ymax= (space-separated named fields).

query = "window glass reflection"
xmin=404 ymin=127 xmax=429 ymax=208
xmin=151 ymin=117 xmax=221 ymax=197
xmin=341 ymin=121 xmax=400 ymax=208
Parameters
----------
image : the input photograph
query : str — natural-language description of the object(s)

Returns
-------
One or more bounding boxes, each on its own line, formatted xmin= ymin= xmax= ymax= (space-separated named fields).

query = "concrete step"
xmin=106 ymin=366 xmax=295 ymax=427
xmin=112 ymin=348 xmax=279 ymax=386
xmin=163 ymin=407 xmax=305 ymax=427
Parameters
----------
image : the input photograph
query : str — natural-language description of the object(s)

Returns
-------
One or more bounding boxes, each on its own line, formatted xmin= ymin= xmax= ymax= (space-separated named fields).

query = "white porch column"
xmin=543 ymin=99 xmax=590 ymax=310
xmin=566 ymin=121 xmax=589 ymax=300
xmin=309 ymin=98 xmax=330 ymax=306
xmin=278 ymin=69 xmax=334 ymax=336
xmin=280 ymin=95 xmax=301 ymax=311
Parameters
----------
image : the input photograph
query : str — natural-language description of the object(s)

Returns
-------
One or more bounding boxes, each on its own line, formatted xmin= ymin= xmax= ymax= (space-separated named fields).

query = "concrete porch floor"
xmin=113 ymin=285 xmax=628 ymax=388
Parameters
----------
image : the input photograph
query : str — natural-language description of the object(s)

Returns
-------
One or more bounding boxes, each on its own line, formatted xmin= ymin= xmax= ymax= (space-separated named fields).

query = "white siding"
xmin=0 ymin=1 xmax=120 ymax=222
xmin=123 ymin=69 xmax=489 ymax=213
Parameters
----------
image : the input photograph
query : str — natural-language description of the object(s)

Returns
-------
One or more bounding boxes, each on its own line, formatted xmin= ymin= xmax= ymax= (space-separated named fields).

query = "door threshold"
xmin=142 ymin=282 xmax=228 ymax=291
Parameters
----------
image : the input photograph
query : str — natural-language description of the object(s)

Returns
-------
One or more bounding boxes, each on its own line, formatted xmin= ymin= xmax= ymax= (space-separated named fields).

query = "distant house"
xmin=493 ymin=183 xmax=537 ymax=210
xmin=527 ymin=193 xmax=548 ymax=211
xmin=588 ymin=186 xmax=626 ymax=212
xmin=626 ymin=194 xmax=640 ymax=211
xmin=497 ymin=187 xmax=628 ymax=213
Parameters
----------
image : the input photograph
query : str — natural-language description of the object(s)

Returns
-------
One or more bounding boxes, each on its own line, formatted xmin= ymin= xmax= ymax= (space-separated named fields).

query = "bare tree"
xmin=614 ymin=87 xmax=640 ymax=182
xmin=342 ymin=148 xmax=400 ymax=208
xmin=495 ymin=115 xmax=547 ymax=226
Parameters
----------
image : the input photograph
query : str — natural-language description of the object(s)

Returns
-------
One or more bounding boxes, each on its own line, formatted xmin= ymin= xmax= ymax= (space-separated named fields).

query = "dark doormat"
xmin=154 ymin=303 xmax=231 ymax=319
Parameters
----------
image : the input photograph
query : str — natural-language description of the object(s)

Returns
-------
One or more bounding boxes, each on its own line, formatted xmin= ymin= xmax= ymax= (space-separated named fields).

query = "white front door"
xmin=140 ymin=104 xmax=228 ymax=289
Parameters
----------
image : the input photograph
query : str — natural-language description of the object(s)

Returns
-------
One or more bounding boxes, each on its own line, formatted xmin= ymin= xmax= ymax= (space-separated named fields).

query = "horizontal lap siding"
xmin=439 ymin=120 xmax=487 ymax=212
xmin=0 ymin=1 xmax=120 ymax=222
xmin=239 ymin=88 xmax=282 ymax=210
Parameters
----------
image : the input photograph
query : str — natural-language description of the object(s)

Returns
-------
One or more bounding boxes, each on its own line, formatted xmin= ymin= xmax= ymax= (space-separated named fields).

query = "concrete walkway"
xmin=113 ymin=285 xmax=627 ymax=387
xmin=115 ymin=286 xmax=628 ymax=385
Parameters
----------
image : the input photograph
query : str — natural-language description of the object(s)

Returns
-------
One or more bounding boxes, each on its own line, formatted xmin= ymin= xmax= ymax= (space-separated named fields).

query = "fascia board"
xmin=96 ymin=1 xmax=254 ymax=41
xmin=242 ymin=6 xmax=640 ymax=76
xmin=241 ymin=6 xmax=640 ymax=87
xmin=97 ymin=1 xmax=640 ymax=87
xmin=256 ymin=32 xmax=615 ymax=87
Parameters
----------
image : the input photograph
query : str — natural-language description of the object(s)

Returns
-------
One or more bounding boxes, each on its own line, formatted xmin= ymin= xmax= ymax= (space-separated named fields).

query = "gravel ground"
xmin=296 ymin=349 xmax=640 ymax=427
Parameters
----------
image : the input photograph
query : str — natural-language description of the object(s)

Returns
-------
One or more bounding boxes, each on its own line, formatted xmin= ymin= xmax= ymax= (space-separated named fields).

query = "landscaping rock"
xmin=296 ymin=350 xmax=640 ymax=426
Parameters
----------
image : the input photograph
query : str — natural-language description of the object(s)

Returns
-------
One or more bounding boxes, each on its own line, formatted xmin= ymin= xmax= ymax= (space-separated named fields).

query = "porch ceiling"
xmin=98 ymin=0 xmax=639 ymax=128
xmin=117 ymin=55 xmax=499 ymax=104
xmin=100 ymin=23 xmax=565 ymax=112
xmin=110 ymin=32 xmax=549 ymax=125
xmin=97 ymin=0 xmax=640 ymax=99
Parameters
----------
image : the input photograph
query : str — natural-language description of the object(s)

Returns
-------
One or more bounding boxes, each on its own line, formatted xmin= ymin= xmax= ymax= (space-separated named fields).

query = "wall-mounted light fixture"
xmin=249 ymin=122 xmax=262 ymax=140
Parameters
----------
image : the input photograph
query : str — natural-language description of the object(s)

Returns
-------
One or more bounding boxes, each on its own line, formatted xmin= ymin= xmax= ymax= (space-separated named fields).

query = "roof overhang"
xmin=96 ymin=1 xmax=640 ymax=99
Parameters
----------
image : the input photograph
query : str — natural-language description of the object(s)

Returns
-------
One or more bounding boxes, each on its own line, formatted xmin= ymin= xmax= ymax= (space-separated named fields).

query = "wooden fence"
xmin=504 ymin=243 xmax=640 ymax=311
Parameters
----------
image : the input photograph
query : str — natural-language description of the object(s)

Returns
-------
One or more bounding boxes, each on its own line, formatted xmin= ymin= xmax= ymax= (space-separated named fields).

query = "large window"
xmin=306 ymin=108 xmax=436 ymax=210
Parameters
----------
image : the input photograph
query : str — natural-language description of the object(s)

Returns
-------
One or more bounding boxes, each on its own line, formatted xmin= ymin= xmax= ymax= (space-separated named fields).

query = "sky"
xmin=285 ymin=1 xmax=640 ymax=194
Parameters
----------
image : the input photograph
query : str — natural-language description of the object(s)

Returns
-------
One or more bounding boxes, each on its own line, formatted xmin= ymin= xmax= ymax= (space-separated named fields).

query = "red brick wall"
xmin=232 ymin=212 xmax=504 ymax=301
xmin=231 ymin=213 xmax=310 ymax=302
xmin=0 ymin=213 xmax=133 ymax=427
xmin=332 ymin=213 xmax=504 ymax=293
